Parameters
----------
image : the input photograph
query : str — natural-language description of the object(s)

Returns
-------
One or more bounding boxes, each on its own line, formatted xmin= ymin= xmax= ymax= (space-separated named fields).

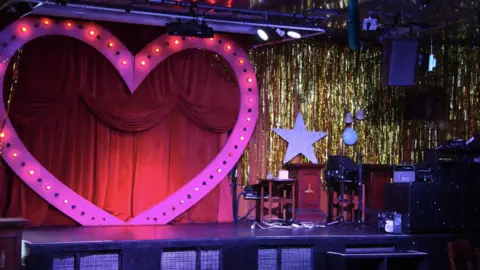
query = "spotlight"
xmin=166 ymin=20 xmax=213 ymax=38
xmin=257 ymin=29 xmax=269 ymax=41
xmin=275 ymin=28 xmax=285 ymax=37
xmin=286 ymin=31 xmax=301 ymax=39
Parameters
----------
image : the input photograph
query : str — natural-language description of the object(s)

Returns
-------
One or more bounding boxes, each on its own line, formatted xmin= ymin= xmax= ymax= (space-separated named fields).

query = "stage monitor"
xmin=381 ymin=39 xmax=418 ymax=87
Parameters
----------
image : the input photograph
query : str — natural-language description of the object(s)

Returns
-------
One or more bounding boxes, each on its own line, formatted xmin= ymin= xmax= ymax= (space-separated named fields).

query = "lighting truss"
xmin=1 ymin=0 xmax=331 ymax=35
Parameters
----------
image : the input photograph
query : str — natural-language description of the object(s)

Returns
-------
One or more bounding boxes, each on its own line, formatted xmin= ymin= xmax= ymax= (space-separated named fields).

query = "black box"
xmin=384 ymin=182 xmax=480 ymax=233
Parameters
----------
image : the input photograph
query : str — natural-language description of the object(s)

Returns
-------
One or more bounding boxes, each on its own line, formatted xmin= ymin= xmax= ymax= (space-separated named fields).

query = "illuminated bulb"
xmin=257 ymin=29 xmax=268 ymax=41
xmin=174 ymin=40 xmax=179 ymax=45
xmin=21 ymin=27 xmax=27 ymax=32
xmin=239 ymin=59 xmax=244 ymax=64
xmin=0 ymin=132 xmax=4 ymax=138
xmin=247 ymin=117 xmax=251 ymax=121
xmin=155 ymin=48 xmax=160 ymax=53
xmin=12 ymin=152 xmax=18 ymax=158
xmin=248 ymin=98 xmax=252 ymax=102
xmin=108 ymin=42 xmax=113 ymax=47
xmin=247 ymin=78 xmax=253 ymax=83
xmin=44 ymin=20 xmax=49 ymax=25
xmin=122 ymin=60 xmax=127 ymax=65
xmin=240 ymin=136 xmax=244 ymax=141
xmin=217 ymin=168 xmax=222 ymax=173
xmin=46 ymin=185 xmax=51 ymax=190
xmin=180 ymin=200 xmax=184 ymax=204
xmin=89 ymin=30 xmax=95 ymax=36
xmin=209 ymin=38 xmax=214 ymax=41
xmin=67 ymin=22 xmax=72 ymax=27
xmin=141 ymin=61 xmax=146 ymax=66
xmin=195 ymin=187 xmax=199 ymax=191
xmin=63 ymin=199 xmax=68 ymax=204
xmin=287 ymin=31 xmax=301 ymax=39
xmin=226 ymin=45 xmax=231 ymax=50
xmin=29 ymin=170 xmax=34 ymax=175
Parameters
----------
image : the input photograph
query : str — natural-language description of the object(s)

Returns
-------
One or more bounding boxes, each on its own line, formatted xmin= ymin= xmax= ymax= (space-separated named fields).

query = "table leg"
xmin=268 ymin=182 xmax=273 ymax=220
xmin=362 ymin=184 xmax=365 ymax=223
xmin=292 ymin=184 xmax=296 ymax=220
xmin=282 ymin=189 xmax=287 ymax=220
xmin=260 ymin=186 xmax=264 ymax=221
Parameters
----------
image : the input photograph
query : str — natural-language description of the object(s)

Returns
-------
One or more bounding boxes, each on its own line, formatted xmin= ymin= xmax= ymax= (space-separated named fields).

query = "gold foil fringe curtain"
xmin=238 ymin=40 xmax=480 ymax=186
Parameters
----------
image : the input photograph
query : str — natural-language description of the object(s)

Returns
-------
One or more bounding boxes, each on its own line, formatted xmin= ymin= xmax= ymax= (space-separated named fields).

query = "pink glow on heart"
xmin=0 ymin=17 xmax=258 ymax=226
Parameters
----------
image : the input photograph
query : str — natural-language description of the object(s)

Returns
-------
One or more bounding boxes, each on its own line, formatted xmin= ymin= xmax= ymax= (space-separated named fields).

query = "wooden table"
xmin=0 ymin=218 xmax=29 ymax=270
xmin=259 ymin=178 xmax=296 ymax=221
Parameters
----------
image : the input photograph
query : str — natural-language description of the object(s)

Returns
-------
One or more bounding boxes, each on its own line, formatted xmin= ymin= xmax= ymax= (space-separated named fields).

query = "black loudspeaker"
xmin=381 ymin=39 xmax=418 ymax=86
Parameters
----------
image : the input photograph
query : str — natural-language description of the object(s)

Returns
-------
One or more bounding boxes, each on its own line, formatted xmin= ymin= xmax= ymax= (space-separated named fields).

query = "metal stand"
xmin=230 ymin=161 xmax=239 ymax=222
xmin=356 ymin=148 xmax=364 ymax=225
xmin=327 ymin=156 xmax=352 ymax=227
xmin=326 ymin=148 xmax=365 ymax=227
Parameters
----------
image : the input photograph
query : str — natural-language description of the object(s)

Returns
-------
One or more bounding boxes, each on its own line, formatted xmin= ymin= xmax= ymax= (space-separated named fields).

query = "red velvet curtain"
xmin=0 ymin=34 xmax=239 ymax=226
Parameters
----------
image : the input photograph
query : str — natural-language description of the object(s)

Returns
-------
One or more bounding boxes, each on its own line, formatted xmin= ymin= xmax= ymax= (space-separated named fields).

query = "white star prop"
xmin=272 ymin=113 xmax=327 ymax=164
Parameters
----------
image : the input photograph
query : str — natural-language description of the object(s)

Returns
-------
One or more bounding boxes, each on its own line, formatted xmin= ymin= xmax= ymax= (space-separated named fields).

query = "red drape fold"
xmin=1 ymin=34 xmax=238 ymax=226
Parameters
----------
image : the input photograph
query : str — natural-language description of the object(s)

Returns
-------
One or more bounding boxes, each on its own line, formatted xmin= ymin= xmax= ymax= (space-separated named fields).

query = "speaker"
xmin=381 ymin=39 xmax=418 ymax=86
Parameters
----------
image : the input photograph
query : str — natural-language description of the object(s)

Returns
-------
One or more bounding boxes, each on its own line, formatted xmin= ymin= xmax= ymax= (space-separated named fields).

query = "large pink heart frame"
xmin=0 ymin=17 xmax=258 ymax=226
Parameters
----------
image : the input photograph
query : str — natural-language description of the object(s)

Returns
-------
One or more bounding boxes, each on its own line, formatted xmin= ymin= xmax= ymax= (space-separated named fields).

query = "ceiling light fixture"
xmin=257 ymin=29 xmax=269 ymax=41
xmin=287 ymin=31 xmax=301 ymax=39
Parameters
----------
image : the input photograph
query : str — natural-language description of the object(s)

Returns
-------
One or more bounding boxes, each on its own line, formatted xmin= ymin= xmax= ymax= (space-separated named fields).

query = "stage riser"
xmin=24 ymin=236 xmax=476 ymax=270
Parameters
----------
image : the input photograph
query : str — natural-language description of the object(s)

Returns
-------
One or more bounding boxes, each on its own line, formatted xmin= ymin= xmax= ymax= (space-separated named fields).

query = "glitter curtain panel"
xmin=239 ymin=40 xmax=480 ymax=186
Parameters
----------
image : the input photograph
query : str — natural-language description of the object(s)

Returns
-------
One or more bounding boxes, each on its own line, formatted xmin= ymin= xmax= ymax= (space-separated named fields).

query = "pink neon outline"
xmin=0 ymin=17 xmax=258 ymax=226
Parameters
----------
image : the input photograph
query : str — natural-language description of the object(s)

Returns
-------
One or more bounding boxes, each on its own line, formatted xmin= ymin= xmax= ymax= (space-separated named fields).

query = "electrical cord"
xmin=250 ymin=218 xmax=326 ymax=230
xmin=251 ymin=221 xmax=266 ymax=229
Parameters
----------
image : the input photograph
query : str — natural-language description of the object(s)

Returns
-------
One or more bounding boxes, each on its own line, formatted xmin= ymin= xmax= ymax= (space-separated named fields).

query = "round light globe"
xmin=342 ymin=127 xmax=358 ymax=146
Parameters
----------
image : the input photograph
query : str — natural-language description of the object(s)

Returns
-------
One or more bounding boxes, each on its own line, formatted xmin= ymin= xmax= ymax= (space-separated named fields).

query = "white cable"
xmin=251 ymin=221 xmax=266 ymax=229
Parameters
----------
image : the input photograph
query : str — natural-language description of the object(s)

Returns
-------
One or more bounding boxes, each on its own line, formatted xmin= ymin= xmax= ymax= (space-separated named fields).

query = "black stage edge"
xmin=22 ymin=223 xmax=480 ymax=270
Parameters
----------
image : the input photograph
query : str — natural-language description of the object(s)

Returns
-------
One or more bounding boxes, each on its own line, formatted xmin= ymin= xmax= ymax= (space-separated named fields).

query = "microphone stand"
xmin=230 ymin=164 xmax=238 ymax=222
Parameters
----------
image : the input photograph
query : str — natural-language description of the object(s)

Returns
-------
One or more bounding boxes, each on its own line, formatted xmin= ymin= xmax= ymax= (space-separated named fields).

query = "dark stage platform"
xmin=22 ymin=223 xmax=479 ymax=270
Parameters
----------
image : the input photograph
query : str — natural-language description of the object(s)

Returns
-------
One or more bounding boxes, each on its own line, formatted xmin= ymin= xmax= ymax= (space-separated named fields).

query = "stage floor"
xmin=23 ymin=222 xmax=411 ymax=244
xmin=22 ymin=222 xmax=480 ymax=270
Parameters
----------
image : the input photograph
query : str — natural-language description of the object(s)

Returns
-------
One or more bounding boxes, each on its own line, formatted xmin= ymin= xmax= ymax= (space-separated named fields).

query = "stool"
xmin=259 ymin=178 xmax=296 ymax=221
